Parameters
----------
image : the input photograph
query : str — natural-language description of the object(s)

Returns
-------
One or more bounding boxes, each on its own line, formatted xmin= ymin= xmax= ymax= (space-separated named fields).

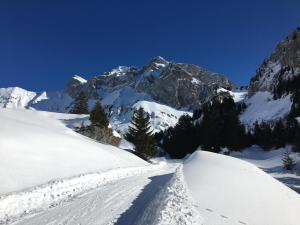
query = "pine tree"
xmin=70 ymin=91 xmax=89 ymax=114
xmin=125 ymin=107 xmax=155 ymax=159
xmin=272 ymin=119 xmax=286 ymax=148
xmin=90 ymin=102 xmax=109 ymax=128
xmin=282 ymin=149 xmax=296 ymax=170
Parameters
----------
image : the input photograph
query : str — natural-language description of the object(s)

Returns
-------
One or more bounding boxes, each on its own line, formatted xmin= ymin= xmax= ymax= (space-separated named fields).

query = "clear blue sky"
xmin=1 ymin=0 xmax=300 ymax=91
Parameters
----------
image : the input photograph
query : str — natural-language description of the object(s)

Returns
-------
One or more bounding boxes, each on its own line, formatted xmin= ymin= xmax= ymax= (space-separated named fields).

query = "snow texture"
xmin=0 ymin=109 xmax=148 ymax=194
xmin=183 ymin=150 xmax=300 ymax=225
xmin=240 ymin=91 xmax=292 ymax=125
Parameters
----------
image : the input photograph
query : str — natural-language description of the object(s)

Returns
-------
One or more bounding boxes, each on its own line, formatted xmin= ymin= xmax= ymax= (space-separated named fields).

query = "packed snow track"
xmin=2 ymin=162 xmax=199 ymax=225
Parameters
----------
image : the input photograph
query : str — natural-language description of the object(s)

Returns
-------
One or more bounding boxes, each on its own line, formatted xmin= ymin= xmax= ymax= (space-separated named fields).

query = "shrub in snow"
xmin=282 ymin=149 xmax=296 ymax=170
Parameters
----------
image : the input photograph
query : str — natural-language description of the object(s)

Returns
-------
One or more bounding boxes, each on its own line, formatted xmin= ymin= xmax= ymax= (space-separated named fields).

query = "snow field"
xmin=183 ymin=151 xmax=300 ymax=225
xmin=0 ymin=109 xmax=149 ymax=194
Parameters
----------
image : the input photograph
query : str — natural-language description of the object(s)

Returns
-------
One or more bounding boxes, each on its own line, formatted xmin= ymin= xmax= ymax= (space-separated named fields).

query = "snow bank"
xmin=240 ymin=91 xmax=292 ymax=125
xmin=183 ymin=151 xmax=300 ymax=225
xmin=0 ymin=109 xmax=148 ymax=194
xmin=232 ymin=146 xmax=300 ymax=193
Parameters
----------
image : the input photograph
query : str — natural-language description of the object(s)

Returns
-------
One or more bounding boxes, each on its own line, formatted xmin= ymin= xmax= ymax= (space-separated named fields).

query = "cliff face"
xmin=249 ymin=28 xmax=300 ymax=96
xmin=66 ymin=56 xmax=235 ymax=110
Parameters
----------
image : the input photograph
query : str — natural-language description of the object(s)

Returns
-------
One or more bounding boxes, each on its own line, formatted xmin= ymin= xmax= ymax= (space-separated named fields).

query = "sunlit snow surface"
xmin=0 ymin=109 xmax=148 ymax=194
xmin=240 ymin=91 xmax=292 ymax=125
xmin=184 ymin=150 xmax=300 ymax=225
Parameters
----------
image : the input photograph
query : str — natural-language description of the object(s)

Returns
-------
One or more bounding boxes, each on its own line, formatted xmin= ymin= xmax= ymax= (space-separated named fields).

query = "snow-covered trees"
xmin=90 ymin=102 xmax=109 ymax=128
xmin=70 ymin=91 xmax=89 ymax=114
xmin=126 ymin=107 xmax=155 ymax=160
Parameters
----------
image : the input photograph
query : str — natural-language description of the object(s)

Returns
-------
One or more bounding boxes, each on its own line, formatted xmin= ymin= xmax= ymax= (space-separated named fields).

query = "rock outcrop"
xmin=249 ymin=28 xmax=300 ymax=96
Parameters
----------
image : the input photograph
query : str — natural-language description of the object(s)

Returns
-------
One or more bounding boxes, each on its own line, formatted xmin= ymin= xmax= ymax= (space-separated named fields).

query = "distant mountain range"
xmin=1 ymin=28 xmax=300 ymax=133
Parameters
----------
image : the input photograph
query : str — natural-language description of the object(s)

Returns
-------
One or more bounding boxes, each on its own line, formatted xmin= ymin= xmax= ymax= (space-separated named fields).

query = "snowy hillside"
xmin=232 ymin=146 xmax=300 ymax=193
xmin=240 ymin=91 xmax=292 ymax=125
xmin=0 ymin=109 xmax=148 ymax=194
xmin=110 ymin=100 xmax=192 ymax=133
xmin=0 ymin=87 xmax=43 ymax=109
xmin=184 ymin=151 xmax=300 ymax=225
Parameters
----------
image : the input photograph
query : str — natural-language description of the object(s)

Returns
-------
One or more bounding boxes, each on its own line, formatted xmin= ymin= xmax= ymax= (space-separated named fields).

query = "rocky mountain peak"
xmin=64 ymin=56 xmax=235 ymax=110
xmin=249 ymin=28 xmax=300 ymax=96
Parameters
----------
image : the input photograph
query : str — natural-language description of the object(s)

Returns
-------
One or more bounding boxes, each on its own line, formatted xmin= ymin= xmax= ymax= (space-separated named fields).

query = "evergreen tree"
xmin=282 ymin=149 xmax=296 ymax=170
xmin=70 ymin=91 xmax=89 ymax=114
xmin=253 ymin=121 xmax=273 ymax=150
xmin=161 ymin=114 xmax=198 ymax=158
xmin=90 ymin=102 xmax=109 ymax=128
xmin=125 ymin=107 xmax=155 ymax=159
xmin=272 ymin=119 xmax=286 ymax=148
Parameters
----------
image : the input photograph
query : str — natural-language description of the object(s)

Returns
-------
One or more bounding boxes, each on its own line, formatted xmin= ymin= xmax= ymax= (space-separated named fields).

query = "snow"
xmin=73 ymin=75 xmax=87 ymax=84
xmin=105 ymin=66 xmax=131 ymax=77
xmin=183 ymin=150 xmax=300 ymax=225
xmin=132 ymin=101 xmax=192 ymax=133
xmin=240 ymin=91 xmax=292 ymax=125
xmin=217 ymin=88 xmax=247 ymax=102
xmin=0 ymin=87 xmax=37 ymax=109
xmin=0 ymin=109 xmax=148 ymax=194
xmin=191 ymin=78 xmax=200 ymax=85
xmin=232 ymin=146 xmax=300 ymax=193
xmin=2 ymin=161 xmax=177 ymax=225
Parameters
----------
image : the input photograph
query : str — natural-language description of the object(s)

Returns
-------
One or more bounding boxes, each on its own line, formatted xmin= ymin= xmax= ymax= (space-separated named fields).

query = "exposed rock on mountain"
xmin=0 ymin=56 xmax=235 ymax=133
xmin=66 ymin=56 xmax=235 ymax=110
xmin=249 ymin=28 xmax=300 ymax=96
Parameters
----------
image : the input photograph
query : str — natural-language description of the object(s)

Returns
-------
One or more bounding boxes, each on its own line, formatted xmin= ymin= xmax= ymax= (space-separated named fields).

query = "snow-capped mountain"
xmin=240 ymin=28 xmax=300 ymax=125
xmin=249 ymin=28 xmax=300 ymax=96
xmin=0 ymin=56 xmax=235 ymax=133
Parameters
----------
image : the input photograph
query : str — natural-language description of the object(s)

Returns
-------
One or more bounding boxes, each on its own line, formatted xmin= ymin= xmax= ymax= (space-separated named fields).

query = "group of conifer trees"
xmin=70 ymin=90 xmax=300 ymax=161
xmin=70 ymin=91 xmax=108 ymax=127
xmin=157 ymin=96 xmax=300 ymax=159
xmin=70 ymin=91 xmax=155 ymax=159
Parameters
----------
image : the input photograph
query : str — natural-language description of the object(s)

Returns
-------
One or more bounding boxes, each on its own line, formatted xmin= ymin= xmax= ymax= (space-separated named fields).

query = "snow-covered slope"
xmin=217 ymin=88 xmax=247 ymax=103
xmin=232 ymin=146 xmax=300 ymax=193
xmin=183 ymin=151 xmax=300 ymax=225
xmin=110 ymin=100 xmax=192 ymax=133
xmin=0 ymin=109 xmax=148 ymax=194
xmin=240 ymin=91 xmax=292 ymax=125
xmin=0 ymin=87 xmax=42 ymax=109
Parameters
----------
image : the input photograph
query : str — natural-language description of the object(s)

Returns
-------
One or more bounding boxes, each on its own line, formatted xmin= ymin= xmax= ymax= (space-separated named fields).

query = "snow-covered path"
xmin=8 ymin=162 xmax=195 ymax=225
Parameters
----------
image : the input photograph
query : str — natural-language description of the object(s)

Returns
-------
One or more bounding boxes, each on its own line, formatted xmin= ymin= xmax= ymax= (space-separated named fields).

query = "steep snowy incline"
xmin=0 ymin=109 xmax=148 ymax=194
xmin=240 ymin=91 xmax=292 ymax=125
xmin=183 ymin=151 xmax=300 ymax=225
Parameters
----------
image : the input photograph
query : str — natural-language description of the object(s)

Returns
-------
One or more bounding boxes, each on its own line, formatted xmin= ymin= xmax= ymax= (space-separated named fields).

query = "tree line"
xmin=156 ymin=96 xmax=300 ymax=158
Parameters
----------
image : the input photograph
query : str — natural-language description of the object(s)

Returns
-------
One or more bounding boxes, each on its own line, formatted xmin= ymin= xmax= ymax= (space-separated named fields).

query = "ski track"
xmin=0 ymin=162 xmax=202 ymax=225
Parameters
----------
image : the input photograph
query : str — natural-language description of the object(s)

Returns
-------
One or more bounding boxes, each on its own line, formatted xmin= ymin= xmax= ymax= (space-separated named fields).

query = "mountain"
xmin=0 ymin=56 xmax=235 ymax=133
xmin=240 ymin=28 xmax=300 ymax=125
xmin=65 ymin=56 xmax=234 ymax=110
xmin=249 ymin=28 xmax=300 ymax=96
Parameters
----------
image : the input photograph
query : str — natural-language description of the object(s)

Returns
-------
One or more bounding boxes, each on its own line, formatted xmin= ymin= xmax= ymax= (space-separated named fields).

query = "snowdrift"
xmin=183 ymin=151 xmax=300 ymax=225
xmin=0 ymin=109 xmax=148 ymax=194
